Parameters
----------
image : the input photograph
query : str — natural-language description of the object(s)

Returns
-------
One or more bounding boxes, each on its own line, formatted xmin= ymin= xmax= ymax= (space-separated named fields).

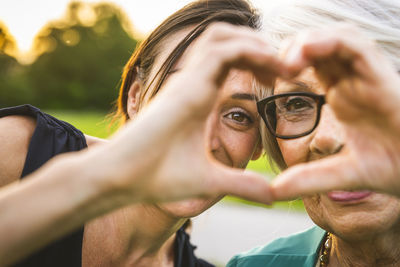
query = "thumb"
xmin=271 ymin=155 xmax=360 ymax=201
xmin=210 ymin=164 xmax=273 ymax=205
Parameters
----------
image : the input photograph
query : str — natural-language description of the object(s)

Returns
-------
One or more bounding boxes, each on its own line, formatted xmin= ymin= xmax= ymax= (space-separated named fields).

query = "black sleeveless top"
xmin=0 ymin=105 xmax=214 ymax=267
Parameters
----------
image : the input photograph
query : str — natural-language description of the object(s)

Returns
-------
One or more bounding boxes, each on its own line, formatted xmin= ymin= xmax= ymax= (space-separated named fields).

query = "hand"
xmin=271 ymin=24 xmax=400 ymax=200
xmin=86 ymin=23 xmax=284 ymax=206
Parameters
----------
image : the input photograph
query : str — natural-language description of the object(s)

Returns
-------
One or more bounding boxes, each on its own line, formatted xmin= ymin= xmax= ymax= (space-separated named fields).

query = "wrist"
xmin=47 ymin=152 xmax=113 ymax=217
xmin=76 ymin=144 xmax=144 ymax=214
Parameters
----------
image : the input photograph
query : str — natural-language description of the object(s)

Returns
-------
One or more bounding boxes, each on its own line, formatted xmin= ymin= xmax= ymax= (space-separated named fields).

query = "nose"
xmin=205 ymin=113 xmax=232 ymax=166
xmin=205 ymin=113 xmax=221 ymax=153
xmin=309 ymin=105 xmax=344 ymax=156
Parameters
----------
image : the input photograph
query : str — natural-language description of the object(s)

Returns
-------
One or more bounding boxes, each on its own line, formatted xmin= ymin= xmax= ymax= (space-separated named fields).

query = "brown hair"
xmin=114 ymin=0 xmax=261 ymax=123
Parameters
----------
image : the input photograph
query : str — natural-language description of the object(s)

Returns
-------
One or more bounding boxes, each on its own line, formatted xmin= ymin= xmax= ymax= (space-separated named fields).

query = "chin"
xmin=159 ymin=197 xmax=222 ymax=218
xmin=303 ymin=193 xmax=400 ymax=241
xmin=326 ymin=214 xmax=395 ymax=241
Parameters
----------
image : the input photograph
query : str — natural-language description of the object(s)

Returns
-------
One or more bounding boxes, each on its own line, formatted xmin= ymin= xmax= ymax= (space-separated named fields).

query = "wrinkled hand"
xmin=87 ymin=23 xmax=284 ymax=205
xmin=271 ymin=24 xmax=400 ymax=200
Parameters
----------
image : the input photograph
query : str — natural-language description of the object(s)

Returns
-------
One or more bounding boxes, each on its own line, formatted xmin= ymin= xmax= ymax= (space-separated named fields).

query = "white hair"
xmin=257 ymin=0 xmax=400 ymax=171
xmin=263 ymin=0 xmax=400 ymax=69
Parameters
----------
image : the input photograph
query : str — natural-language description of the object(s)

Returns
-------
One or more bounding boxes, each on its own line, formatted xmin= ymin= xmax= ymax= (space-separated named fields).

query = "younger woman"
xmin=0 ymin=0 xmax=279 ymax=266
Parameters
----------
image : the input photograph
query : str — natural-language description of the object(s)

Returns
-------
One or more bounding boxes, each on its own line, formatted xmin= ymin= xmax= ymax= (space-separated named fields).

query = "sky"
xmin=0 ymin=0 xmax=291 ymax=54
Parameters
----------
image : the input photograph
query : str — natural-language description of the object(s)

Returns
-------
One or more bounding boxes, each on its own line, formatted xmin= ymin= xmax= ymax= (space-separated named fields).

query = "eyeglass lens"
xmin=264 ymin=95 xmax=318 ymax=137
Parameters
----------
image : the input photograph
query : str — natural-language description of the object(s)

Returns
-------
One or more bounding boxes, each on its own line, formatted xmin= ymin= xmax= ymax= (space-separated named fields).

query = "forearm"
xmin=0 ymin=99 xmax=194 ymax=266
xmin=0 ymin=151 xmax=120 ymax=266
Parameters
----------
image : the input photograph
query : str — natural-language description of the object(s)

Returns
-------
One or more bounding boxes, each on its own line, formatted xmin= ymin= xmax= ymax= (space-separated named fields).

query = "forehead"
xmin=275 ymin=67 xmax=324 ymax=94
xmin=222 ymin=69 xmax=254 ymax=95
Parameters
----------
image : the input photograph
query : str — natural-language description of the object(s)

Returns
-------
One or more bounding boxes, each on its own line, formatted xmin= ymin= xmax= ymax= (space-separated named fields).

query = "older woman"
xmin=228 ymin=0 xmax=400 ymax=266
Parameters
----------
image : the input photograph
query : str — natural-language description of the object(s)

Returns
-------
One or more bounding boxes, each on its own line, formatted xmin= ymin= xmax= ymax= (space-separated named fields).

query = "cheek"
xmin=302 ymin=196 xmax=329 ymax=230
xmin=222 ymin=126 xmax=259 ymax=168
xmin=280 ymin=137 xmax=329 ymax=228
xmin=278 ymin=137 xmax=311 ymax=167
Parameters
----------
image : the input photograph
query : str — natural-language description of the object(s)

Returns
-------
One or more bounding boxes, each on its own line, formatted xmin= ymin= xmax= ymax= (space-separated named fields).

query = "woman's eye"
xmin=225 ymin=111 xmax=252 ymax=124
xmin=283 ymin=97 xmax=313 ymax=112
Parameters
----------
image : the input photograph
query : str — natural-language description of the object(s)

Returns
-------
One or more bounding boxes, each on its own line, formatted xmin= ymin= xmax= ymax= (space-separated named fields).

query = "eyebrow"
xmin=231 ymin=93 xmax=256 ymax=101
xmin=276 ymin=80 xmax=313 ymax=93
xmin=291 ymin=81 xmax=312 ymax=91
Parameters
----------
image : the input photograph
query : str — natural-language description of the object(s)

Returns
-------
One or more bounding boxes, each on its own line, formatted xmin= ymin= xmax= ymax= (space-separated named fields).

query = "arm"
xmin=0 ymin=152 xmax=107 ymax=265
xmin=0 ymin=116 xmax=36 ymax=187
xmin=0 ymin=116 xmax=118 ymax=265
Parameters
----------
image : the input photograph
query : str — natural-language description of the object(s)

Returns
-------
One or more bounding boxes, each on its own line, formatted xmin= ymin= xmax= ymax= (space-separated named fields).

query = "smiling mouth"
xmin=327 ymin=190 xmax=372 ymax=203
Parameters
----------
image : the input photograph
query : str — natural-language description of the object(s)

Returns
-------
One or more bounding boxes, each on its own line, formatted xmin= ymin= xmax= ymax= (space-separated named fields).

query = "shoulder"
xmin=0 ymin=115 xmax=37 ymax=186
xmin=227 ymin=226 xmax=326 ymax=267
xmin=0 ymin=115 xmax=37 ymax=148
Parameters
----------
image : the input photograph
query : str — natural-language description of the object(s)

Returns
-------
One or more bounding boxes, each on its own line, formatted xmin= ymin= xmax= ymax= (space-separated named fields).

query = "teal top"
xmin=227 ymin=226 xmax=326 ymax=267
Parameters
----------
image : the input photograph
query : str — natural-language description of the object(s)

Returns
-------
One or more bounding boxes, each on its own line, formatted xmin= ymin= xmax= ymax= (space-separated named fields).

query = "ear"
xmin=126 ymin=81 xmax=142 ymax=119
xmin=251 ymin=137 xmax=263 ymax=161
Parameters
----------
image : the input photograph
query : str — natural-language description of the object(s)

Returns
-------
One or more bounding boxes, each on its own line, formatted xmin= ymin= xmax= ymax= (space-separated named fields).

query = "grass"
xmin=230 ymin=155 xmax=305 ymax=212
xmin=46 ymin=110 xmax=118 ymax=138
xmin=46 ymin=110 xmax=306 ymax=212
xmin=246 ymin=156 xmax=275 ymax=174
xmin=223 ymin=195 xmax=305 ymax=212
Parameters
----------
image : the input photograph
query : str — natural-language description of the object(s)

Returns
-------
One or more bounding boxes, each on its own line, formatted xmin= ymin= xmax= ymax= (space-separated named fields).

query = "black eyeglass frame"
xmin=257 ymin=92 xmax=326 ymax=139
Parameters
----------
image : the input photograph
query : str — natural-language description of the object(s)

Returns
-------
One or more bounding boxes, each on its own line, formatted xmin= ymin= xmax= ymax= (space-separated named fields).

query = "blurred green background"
xmin=1 ymin=1 xmax=304 ymax=211
xmin=0 ymin=2 xmax=137 ymax=110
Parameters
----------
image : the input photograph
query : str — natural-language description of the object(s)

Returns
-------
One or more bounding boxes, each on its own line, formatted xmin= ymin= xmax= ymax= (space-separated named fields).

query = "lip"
xmin=327 ymin=190 xmax=372 ymax=203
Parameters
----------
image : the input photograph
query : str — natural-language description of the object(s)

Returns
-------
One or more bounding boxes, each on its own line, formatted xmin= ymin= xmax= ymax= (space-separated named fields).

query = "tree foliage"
xmin=0 ymin=2 xmax=138 ymax=110
xmin=0 ymin=23 xmax=27 ymax=107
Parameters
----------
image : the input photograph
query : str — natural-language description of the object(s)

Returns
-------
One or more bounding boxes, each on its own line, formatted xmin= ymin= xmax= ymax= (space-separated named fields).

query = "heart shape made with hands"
xmin=109 ymin=22 xmax=400 ymax=206
xmin=267 ymin=23 xmax=400 ymax=200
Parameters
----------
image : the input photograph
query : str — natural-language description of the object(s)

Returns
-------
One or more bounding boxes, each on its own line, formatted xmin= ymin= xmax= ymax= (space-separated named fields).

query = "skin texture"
xmin=271 ymin=24 xmax=400 ymax=266
xmin=0 ymin=116 xmax=36 ymax=187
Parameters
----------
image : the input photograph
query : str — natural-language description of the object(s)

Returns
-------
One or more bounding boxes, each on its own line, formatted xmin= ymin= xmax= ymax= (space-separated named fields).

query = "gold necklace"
xmin=320 ymin=232 xmax=332 ymax=267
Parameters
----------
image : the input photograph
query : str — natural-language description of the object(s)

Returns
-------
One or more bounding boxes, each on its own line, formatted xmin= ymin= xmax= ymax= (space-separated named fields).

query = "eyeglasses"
xmin=257 ymin=92 xmax=326 ymax=139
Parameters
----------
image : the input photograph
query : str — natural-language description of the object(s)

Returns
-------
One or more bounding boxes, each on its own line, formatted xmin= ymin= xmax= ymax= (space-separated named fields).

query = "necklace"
xmin=320 ymin=232 xmax=332 ymax=266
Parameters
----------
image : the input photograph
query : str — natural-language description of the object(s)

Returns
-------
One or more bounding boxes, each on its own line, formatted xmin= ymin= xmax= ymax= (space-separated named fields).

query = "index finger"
xmin=271 ymin=154 xmax=361 ymax=201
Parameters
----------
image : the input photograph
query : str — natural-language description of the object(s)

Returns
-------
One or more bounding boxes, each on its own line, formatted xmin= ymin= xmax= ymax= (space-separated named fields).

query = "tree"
xmin=1 ymin=1 xmax=139 ymax=110
xmin=0 ymin=24 xmax=30 ymax=108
